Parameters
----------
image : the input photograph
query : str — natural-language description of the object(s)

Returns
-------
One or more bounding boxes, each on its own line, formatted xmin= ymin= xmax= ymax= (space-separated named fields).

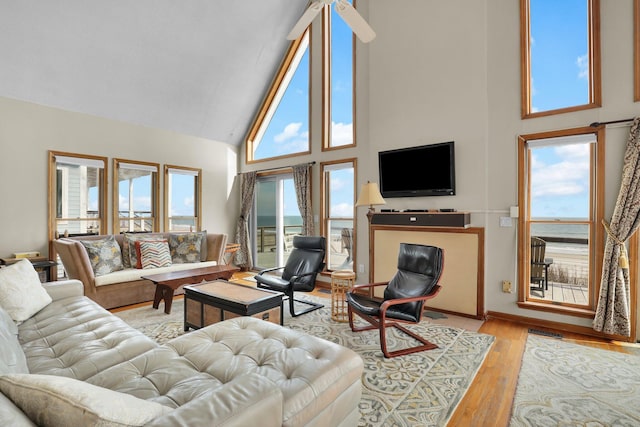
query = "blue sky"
xmin=529 ymin=0 xmax=592 ymax=219
xmin=255 ymin=2 xmax=356 ymax=220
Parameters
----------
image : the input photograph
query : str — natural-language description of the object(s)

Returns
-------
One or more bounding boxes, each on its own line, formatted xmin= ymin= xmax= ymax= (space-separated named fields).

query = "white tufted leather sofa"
xmin=0 ymin=280 xmax=364 ymax=426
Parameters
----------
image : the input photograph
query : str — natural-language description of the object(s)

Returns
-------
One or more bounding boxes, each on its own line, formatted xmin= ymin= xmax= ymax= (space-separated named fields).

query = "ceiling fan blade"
xmin=287 ymin=1 xmax=326 ymax=40
xmin=335 ymin=0 xmax=376 ymax=43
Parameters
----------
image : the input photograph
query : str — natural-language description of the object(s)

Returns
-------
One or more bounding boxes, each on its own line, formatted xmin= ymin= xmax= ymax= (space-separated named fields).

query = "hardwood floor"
xmin=448 ymin=318 xmax=637 ymax=426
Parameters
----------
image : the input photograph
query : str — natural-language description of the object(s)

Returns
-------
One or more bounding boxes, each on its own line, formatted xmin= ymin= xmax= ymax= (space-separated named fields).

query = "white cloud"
xmin=274 ymin=122 xmax=303 ymax=143
xmin=531 ymin=144 xmax=591 ymax=198
xmin=577 ymin=54 xmax=589 ymax=79
xmin=332 ymin=202 xmax=354 ymax=217
xmin=331 ymin=121 xmax=353 ymax=146
xmin=269 ymin=122 xmax=310 ymax=155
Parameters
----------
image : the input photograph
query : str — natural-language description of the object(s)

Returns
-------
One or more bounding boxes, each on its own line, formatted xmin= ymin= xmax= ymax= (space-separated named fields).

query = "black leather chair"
xmin=255 ymin=236 xmax=326 ymax=317
xmin=346 ymin=243 xmax=444 ymax=358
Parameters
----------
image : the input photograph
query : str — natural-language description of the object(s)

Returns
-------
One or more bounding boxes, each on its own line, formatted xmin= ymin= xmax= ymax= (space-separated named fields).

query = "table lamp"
xmin=355 ymin=181 xmax=386 ymax=221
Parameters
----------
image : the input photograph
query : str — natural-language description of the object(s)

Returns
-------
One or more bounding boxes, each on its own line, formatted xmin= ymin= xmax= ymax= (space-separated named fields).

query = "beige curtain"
xmin=234 ymin=171 xmax=257 ymax=270
xmin=593 ymin=117 xmax=640 ymax=336
xmin=292 ymin=163 xmax=314 ymax=236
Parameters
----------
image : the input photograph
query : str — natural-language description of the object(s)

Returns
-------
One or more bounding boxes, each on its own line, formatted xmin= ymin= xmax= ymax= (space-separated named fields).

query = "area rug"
xmin=509 ymin=334 xmax=640 ymax=426
xmin=115 ymin=296 xmax=495 ymax=426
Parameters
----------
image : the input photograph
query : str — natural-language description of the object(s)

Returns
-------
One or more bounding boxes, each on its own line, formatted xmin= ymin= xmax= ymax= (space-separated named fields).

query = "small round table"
xmin=331 ymin=270 xmax=356 ymax=322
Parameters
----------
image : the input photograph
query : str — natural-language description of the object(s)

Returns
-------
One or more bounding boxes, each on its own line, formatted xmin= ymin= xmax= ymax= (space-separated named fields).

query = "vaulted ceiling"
xmin=0 ymin=1 xmax=308 ymax=146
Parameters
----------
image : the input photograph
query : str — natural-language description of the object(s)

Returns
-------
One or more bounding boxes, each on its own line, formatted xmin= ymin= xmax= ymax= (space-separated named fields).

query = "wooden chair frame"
xmin=347 ymin=282 xmax=442 ymax=358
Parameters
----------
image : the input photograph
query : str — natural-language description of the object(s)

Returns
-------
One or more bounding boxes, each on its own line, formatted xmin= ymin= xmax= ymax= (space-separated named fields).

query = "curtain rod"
xmin=237 ymin=161 xmax=316 ymax=176
xmin=589 ymin=118 xmax=634 ymax=127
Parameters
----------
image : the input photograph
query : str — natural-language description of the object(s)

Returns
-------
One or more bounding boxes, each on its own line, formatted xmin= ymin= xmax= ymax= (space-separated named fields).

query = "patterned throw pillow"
xmin=122 ymin=233 xmax=163 ymax=268
xmin=168 ymin=232 xmax=203 ymax=264
xmin=136 ymin=240 xmax=172 ymax=269
xmin=79 ymin=236 xmax=124 ymax=276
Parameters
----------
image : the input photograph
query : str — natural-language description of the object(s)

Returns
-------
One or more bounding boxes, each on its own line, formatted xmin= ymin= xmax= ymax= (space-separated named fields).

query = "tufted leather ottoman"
xmin=87 ymin=316 xmax=364 ymax=427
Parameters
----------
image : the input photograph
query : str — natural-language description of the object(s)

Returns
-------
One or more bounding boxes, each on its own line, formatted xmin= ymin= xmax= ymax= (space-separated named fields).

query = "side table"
xmin=331 ymin=270 xmax=355 ymax=322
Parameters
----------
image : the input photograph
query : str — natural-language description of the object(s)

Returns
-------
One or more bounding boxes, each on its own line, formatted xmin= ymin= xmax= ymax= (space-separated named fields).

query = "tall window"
xmin=251 ymin=172 xmax=302 ymax=269
xmin=517 ymin=127 xmax=604 ymax=314
xmin=49 ymin=151 xmax=107 ymax=238
xmin=164 ymin=165 xmax=201 ymax=232
xmin=321 ymin=159 xmax=356 ymax=271
xmin=246 ymin=32 xmax=310 ymax=162
xmin=520 ymin=0 xmax=601 ymax=117
xmin=323 ymin=1 xmax=356 ymax=150
xmin=113 ymin=159 xmax=159 ymax=234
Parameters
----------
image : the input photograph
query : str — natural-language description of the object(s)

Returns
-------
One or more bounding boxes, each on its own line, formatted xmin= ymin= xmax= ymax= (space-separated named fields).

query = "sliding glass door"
xmin=252 ymin=174 xmax=302 ymax=270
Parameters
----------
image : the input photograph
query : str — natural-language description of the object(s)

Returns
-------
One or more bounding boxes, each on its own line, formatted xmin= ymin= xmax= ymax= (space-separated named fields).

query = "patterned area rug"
xmin=115 ymin=296 xmax=495 ymax=426
xmin=510 ymin=335 xmax=640 ymax=426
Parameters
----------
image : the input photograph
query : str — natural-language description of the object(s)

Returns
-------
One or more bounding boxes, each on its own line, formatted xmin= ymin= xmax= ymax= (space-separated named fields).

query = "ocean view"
xmin=530 ymin=222 xmax=589 ymax=240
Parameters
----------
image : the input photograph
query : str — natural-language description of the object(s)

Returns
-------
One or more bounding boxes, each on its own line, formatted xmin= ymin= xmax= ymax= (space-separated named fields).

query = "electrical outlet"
xmin=358 ymin=264 xmax=364 ymax=273
xmin=499 ymin=216 xmax=512 ymax=227
xmin=502 ymin=280 xmax=512 ymax=293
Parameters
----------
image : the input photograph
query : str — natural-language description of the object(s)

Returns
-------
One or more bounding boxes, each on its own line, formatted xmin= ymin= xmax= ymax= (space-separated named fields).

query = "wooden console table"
xmin=368 ymin=212 xmax=484 ymax=319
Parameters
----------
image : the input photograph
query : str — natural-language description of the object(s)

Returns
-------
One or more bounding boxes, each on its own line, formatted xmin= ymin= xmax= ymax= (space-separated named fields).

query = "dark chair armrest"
xmin=256 ymin=266 xmax=285 ymax=276
xmin=288 ymin=270 xmax=321 ymax=283
xmin=379 ymin=285 xmax=442 ymax=314
xmin=349 ymin=281 xmax=390 ymax=292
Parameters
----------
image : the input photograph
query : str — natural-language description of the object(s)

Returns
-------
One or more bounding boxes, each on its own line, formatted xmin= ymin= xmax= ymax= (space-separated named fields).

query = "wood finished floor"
xmin=111 ymin=272 xmax=637 ymax=426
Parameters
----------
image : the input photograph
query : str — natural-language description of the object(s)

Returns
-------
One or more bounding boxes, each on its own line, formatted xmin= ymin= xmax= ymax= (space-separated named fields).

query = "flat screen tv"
xmin=378 ymin=141 xmax=455 ymax=198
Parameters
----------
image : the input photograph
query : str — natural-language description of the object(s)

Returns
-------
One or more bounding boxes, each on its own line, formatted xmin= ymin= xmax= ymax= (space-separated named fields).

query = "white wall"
xmin=240 ymin=0 xmax=638 ymax=330
xmin=0 ymin=96 xmax=239 ymax=259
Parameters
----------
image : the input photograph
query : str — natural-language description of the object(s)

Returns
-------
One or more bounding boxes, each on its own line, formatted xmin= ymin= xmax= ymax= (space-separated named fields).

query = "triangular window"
xmin=246 ymin=32 xmax=310 ymax=162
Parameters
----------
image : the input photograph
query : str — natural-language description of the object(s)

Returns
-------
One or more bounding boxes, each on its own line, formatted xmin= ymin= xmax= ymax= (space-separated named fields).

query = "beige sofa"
xmin=54 ymin=232 xmax=227 ymax=309
xmin=0 ymin=280 xmax=364 ymax=426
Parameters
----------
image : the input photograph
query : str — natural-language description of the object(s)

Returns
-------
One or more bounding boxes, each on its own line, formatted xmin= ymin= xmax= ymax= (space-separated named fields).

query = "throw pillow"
xmin=0 ymin=259 xmax=52 ymax=323
xmin=168 ymin=232 xmax=203 ymax=264
xmin=0 ymin=374 xmax=171 ymax=427
xmin=79 ymin=236 xmax=124 ymax=277
xmin=123 ymin=233 xmax=163 ymax=269
xmin=135 ymin=240 xmax=172 ymax=269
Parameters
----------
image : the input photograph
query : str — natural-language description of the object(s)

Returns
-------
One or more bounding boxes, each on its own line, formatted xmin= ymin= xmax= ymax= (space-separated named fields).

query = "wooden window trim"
xmin=112 ymin=158 xmax=160 ymax=234
xmin=520 ymin=0 xmax=601 ymax=118
xmin=320 ymin=158 xmax=357 ymax=272
xmin=516 ymin=126 xmax=605 ymax=316
xmin=322 ymin=3 xmax=357 ymax=152
xmin=245 ymin=31 xmax=312 ymax=164
xmin=163 ymin=164 xmax=202 ymax=232
xmin=48 ymin=151 xmax=108 ymax=277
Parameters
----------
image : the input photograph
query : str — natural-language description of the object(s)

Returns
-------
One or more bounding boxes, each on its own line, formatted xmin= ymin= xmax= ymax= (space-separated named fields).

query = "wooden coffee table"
xmin=184 ymin=280 xmax=284 ymax=331
xmin=142 ymin=264 xmax=240 ymax=314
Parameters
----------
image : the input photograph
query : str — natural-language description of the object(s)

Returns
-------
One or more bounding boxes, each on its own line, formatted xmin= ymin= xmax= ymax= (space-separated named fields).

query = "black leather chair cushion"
xmin=345 ymin=293 xmax=419 ymax=322
xmin=382 ymin=244 xmax=443 ymax=322
xmin=280 ymin=236 xmax=325 ymax=292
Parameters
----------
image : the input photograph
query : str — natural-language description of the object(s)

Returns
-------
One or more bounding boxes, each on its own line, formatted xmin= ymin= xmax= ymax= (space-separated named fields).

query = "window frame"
xmin=322 ymin=3 xmax=357 ymax=151
xmin=516 ymin=126 xmax=605 ymax=317
xmin=251 ymin=168 xmax=301 ymax=270
xmin=163 ymin=164 xmax=202 ymax=232
xmin=520 ymin=0 xmax=601 ymax=118
xmin=112 ymin=158 xmax=160 ymax=234
xmin=48 ymin=150 xmax=108 ymax=276
xmin=245 ymin=31 xmax=311 ymax=163
xmin=320 ymin=158 xmax=357 ymax=273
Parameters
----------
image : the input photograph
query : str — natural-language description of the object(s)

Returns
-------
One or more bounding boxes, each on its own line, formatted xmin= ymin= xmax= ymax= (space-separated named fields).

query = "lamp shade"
xmin=355 ymin=182 xmax=386 ymax=208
